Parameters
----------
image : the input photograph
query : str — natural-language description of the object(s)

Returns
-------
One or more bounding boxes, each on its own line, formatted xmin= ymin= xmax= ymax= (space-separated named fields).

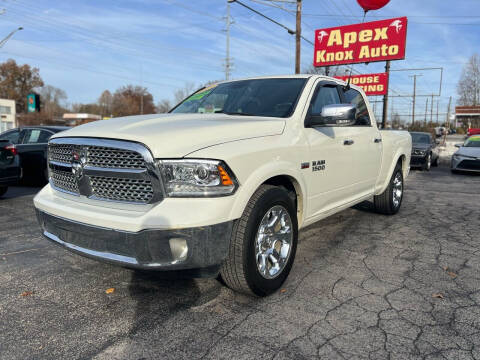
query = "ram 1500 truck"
xmin=34 ymin=75 xmax=412 ymax=296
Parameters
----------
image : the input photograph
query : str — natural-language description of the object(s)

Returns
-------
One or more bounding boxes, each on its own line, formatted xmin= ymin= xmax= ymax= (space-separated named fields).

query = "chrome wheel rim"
xmin=427 ymin=154 xmax=431 ymax=169
xmin=392 ymin=172 xmax=403 ymax=208
xmin=255 ymin=205 xmax=293 ymax=279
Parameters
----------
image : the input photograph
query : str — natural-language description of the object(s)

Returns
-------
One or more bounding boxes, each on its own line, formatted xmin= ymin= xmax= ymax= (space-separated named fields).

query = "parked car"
xmin=409 ymin=132 xmax=439 ymax=171
xmin=467 ymin=128 xmax=480 ymax=137
xmin=451 ymin=135 xmax=480 ymax=173
xmin=0 ymin=140 xmax=21 ymax=197
xmin=34 ymin=75 xmax=412 ymax=296
xmin=0 ymin=126 xmax=69 ymax=183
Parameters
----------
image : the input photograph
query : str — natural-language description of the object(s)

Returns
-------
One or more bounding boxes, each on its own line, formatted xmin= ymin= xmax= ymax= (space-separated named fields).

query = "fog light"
xmin=169 ymin=238 xmax=188 ymax=261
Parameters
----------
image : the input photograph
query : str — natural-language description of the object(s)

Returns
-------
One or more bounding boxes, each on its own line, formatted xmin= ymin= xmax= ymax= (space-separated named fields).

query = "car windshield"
xmin=410 ymin=133 xmax=431 ymax=144
xmin=171 ymin=78 xmax=307 ymax=118
xmin=464 ymin=137 xmax=480 ymax=147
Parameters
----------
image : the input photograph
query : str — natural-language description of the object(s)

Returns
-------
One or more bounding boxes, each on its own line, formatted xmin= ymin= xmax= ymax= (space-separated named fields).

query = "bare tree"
xmin=112 ymin=85 xmax=155 ymax=117
xmin=156 ymin=99 xmax=171 ymax=113
xmin=174 ymin=82 xmax=197 ymax=105
xmin=457 ymin=54 xmax=480 ymax=106
xmin=38 ymin=85 xmax=67 ymax=117
xmin=98 ymin=90 xmax=113 ymax=117
xmin=303 ymin=65 xmax=347 ymax=77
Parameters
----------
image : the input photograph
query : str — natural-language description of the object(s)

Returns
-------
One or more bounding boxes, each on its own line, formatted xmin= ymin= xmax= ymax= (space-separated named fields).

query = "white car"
xmin=34 ymin=75 xmax=412 ymax=296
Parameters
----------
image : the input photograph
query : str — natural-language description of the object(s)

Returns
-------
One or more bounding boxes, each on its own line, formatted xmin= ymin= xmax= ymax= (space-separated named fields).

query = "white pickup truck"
xmin=34 ymin=75 xmax=411 ymax=296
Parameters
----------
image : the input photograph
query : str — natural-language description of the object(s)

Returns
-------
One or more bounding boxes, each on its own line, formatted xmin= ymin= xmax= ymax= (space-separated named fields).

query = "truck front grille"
xmin=50 ymin=168 xmax=79 ymax=194
xmin=87 ymin=146 xmax=146 ymax=169
xmin=48 ymin=138 xmax=162 ymax=204
xmin=90 ymin=176 xmax=154 ymax=203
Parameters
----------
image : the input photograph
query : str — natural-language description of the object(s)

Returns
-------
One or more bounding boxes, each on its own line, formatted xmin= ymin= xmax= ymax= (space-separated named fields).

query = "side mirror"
xmin=455 ymin=143 xmax=462 ymax=148
xmin=306 ymin=104 xmax=357 ymax=128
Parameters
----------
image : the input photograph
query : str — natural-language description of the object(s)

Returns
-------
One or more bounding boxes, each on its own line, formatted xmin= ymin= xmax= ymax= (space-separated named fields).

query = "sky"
xmin=0 ymin=0 xmax=479 ymax=123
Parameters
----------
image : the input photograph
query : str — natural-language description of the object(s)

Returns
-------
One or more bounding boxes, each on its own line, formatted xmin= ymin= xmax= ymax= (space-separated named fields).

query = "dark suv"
xmin=409 ymin=132 xmax=440 ymax=171
xmin=0 ymin=126 xmax=69 ymax=183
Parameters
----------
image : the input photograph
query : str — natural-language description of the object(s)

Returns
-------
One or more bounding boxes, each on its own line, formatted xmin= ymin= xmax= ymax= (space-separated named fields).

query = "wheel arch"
xmin=229 ymin=166 xmax=307 ymax=228
xmin=375 ymin=153 xmax=408 ymax=196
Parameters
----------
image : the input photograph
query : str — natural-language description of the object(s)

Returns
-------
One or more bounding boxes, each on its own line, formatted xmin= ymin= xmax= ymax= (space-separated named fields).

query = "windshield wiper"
xmin=214 ymin=110 xmax=255 ymax=116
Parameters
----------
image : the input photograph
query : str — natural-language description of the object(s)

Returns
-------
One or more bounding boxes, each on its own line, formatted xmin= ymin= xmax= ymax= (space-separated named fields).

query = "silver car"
xmin=451 ymin=135 xmax=480 ymax=173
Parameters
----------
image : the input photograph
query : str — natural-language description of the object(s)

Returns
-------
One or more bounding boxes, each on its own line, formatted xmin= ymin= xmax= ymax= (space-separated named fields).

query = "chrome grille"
xmin=87 ymin=146 xmax=146 ymax=169
xmin=50 ymin=168 xmax=79 ymax=194
xmin=90 ymin=176 xmax=154 ymax=203
xmin=49 ymin=144 xmax=74 ymax=163
xmin=48 ymin=138 xmax=162 ymax=205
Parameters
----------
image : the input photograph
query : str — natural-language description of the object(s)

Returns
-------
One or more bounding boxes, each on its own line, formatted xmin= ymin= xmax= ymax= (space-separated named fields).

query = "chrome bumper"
xmin=36 ymin=209 xmax=233 ymax=274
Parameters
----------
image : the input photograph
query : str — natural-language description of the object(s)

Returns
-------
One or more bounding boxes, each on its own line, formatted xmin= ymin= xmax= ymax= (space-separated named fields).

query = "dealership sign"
xmin=334 ymin=73 xmax=389 ymax=96
xmin=314 ymin=17 xmax=407 ymax=67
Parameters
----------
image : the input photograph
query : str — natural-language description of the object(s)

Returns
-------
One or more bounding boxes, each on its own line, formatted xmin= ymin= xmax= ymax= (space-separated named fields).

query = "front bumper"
xmin=451 ymin=157 xmax=480 ymax=172
xmin=410 ymin=155 xmax=427 ymax=167
xmin=36 ymin=209 xmax=233 ymax=273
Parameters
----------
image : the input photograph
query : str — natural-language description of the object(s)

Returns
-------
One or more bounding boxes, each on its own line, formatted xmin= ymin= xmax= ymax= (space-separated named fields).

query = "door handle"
xmin=344 ymin=140 xmax=354 ymax=146
xmin=374 ymin=138 xmax=382 ymax=143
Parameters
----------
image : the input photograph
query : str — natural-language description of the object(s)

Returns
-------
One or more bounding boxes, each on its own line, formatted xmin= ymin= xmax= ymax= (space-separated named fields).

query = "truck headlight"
xmin=156 ymin=159 xmax=238 ymax=197
xmin=412 ymin=149 xmax=426 ymax=156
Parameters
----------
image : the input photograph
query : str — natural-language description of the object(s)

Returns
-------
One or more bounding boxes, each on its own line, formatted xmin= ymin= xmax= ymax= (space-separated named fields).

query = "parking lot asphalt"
xmin=1 ymin=165 xmax=479 ymax=360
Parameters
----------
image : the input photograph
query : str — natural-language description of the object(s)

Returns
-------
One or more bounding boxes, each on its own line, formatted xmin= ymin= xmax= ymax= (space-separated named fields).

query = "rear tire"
xmin=220 ymin=185 xmax=298 ymax=296
xmin=0 ymin=187 xmax=8 ymax=197
xmin=374 ymin=164 xmax=404 ymax=215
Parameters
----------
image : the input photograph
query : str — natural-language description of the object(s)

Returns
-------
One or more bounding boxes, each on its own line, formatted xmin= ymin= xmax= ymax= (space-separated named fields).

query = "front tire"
xmin=423 ymin=153 xmax=432 ymax=171
xmin=220 ymin=185 xmax=298 ymax=296
xmin=374 ymin=164 xmax=404 ymax=215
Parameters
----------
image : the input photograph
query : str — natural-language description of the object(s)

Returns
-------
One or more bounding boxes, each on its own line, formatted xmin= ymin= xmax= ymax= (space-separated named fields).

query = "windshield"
xmin=410 ymin=133 xmax=431 ymax=144
xmin=171 ymin=78 xmax=307 ymax=118
xmin=464 ymin=136 xmax=480 ymax=147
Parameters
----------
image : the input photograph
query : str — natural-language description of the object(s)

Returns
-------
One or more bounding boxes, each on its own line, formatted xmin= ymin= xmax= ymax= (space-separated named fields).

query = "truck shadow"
xmin=125 ymin=269 xmax=222 ymax=337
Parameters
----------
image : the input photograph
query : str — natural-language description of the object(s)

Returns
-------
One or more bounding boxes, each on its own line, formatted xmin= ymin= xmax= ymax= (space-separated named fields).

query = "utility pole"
xmin=436 ymin=99 xmax=439 ymax=124
xmin=409 ymin=74 xmax=422 ymax=126
xmin=446 ymin=96 xmax=452 ymax=129
xmin=224 ymin=1 xmax=233 ymax=80
xmin=382 ymin=60 xmax=391 ymax=129
xmin=430 ymin=94 xmax=434 ymax=124
xmin=424 ymin=98 xmax=428 ymax=125
xmin=295 ymin=0 xmax=302 ymax=74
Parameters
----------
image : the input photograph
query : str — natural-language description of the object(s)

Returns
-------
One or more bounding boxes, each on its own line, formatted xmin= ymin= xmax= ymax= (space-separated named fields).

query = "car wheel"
xmin=374 ymin=164 xmax=404 ymax=215
xmin=423 ymin=153 xmax=432 ymax=171
xmin=220 ymin=185 xmax=298 ymax=296
xmin=0 ymin=187 xmax=8 ymax=197
xmin=432 ymin=155 xmax=439 ymax=167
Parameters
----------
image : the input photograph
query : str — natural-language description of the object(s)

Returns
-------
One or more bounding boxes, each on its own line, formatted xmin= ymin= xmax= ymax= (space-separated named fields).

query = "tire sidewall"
xmin=242 ymin=187 xmax=298 ymax=296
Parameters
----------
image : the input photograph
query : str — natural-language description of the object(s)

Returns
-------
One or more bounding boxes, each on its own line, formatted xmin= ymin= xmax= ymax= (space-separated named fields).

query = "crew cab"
xmin=34 ymin=75 xmax=412 ymax=296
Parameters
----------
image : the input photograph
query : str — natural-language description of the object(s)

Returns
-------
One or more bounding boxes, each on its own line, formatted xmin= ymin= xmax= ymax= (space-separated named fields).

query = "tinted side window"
xmin=343 ymin=88 xmax=371 ymax=126
xmin=0 ymin=130 xmax=20 ymax=144
xmin=311 ymin=86 xmax=341 ymax=115
xmin=22 ymin=129 xmax=52 ymax=144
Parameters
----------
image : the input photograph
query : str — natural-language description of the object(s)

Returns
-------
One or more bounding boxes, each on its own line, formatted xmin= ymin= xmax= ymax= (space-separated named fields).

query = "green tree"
xmin=0 ymin=59 xmax=44 ymax=113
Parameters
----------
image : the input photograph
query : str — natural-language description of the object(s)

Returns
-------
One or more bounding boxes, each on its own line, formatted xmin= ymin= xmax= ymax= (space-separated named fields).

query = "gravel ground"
xmin=0 ymin=164 xmax=479 ymax=360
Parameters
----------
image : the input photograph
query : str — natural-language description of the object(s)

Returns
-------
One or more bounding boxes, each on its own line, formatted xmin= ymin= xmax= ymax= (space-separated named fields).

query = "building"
xmin=62 ymin=113 xmax=102 ymax=127
xmin=455 ymin=106 xmax=480 ymax=128
xmin=0 ymin=99 xmax=16 ymax=133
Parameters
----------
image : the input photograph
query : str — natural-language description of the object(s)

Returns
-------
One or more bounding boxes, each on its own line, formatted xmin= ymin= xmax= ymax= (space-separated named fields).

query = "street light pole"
xmin=0 ymin=26 xmax=23 ymax=49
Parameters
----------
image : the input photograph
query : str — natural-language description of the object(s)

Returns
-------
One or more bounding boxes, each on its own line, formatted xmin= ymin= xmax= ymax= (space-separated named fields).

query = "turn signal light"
xmin=218 ymin=165 xmax=233 ymax=186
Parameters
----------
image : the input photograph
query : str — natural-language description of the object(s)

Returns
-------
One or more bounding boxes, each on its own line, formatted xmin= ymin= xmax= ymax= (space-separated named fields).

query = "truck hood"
xmin=53 ymin=113 xmax=286 ymax=158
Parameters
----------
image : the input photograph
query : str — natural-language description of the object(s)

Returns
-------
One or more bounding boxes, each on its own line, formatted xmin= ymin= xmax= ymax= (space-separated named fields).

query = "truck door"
xmin=339 ymin=87 xmax=382 ymax=198
xmin=303 ymin=81 xmax=359 ymax=218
